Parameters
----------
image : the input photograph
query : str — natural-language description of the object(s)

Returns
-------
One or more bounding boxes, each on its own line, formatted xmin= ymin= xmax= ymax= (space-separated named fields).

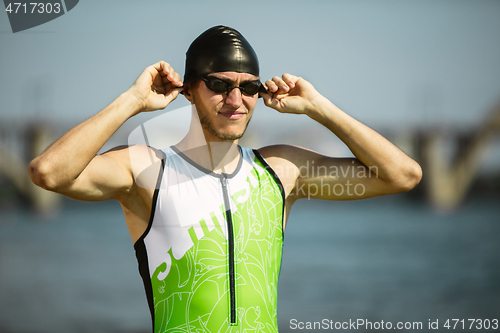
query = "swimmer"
xmin=28 ymin=26 xmax=422 ymax=332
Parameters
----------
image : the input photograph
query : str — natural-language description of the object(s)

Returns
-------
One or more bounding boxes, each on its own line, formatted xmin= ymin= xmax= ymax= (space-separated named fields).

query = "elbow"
xmin=28 ymin=159 xmax=64 ymax=191
xmin=396 ymin=162 xmax=423 ymax=193
xmin=409 ymin=162 xmax=423 ymax=189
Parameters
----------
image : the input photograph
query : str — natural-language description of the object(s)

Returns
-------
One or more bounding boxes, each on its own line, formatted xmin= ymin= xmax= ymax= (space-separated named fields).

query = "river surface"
xmin=0 ymin=194 xmax=499 ymax=333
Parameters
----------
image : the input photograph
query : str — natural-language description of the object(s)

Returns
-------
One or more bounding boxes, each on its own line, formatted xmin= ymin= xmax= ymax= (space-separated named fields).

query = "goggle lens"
xmin=202 ymin=76 xmax=263 ymax=96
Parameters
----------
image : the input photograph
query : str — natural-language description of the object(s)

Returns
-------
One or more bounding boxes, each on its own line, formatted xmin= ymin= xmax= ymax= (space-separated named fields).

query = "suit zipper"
xmin=221 ymin=174 xmax=236 ymax=324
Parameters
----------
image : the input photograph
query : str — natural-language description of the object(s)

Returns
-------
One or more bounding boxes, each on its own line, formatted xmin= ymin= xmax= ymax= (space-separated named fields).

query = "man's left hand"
xmin=260 ymin=73 xmax=324 ymax=115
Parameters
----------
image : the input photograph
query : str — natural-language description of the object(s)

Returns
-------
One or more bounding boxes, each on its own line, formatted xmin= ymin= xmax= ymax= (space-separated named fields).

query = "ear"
xmin=183 ymin=83 xmax=194 ymax=103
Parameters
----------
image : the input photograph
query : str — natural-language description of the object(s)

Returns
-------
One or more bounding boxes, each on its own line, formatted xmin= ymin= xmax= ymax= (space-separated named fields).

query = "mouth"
xmin=218 ymin=110 xmax=246 ymax=120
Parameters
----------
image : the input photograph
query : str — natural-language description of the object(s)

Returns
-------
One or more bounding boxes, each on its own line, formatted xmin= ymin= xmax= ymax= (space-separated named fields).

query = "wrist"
xmin=121 ymin=90 xmax=146 ymax=117
xmin=306 ymin=95 xmax=334 ymax=123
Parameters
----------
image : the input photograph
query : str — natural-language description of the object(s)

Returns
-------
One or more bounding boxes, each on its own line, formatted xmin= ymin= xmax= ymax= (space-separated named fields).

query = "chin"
xmin=215 ymin=132 xmax=244 ymax=141
xmin=211 ymin=123 xmax=245 ymax=140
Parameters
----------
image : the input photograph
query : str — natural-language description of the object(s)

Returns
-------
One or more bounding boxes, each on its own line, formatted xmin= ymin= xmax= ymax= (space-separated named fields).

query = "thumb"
xmin=260 ymin=91 xmax=280 ymax=110
xmin=163 ymin=87 xmax=183 ymax=105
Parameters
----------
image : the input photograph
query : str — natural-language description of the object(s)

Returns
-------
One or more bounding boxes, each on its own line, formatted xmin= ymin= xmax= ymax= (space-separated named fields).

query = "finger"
xmin=158 ymin=81 xmax=182 ymax=98
xmin=282 ymin=73 xmax=297 ymax=89
xmin=158 ymin=61 xmax=168 ymax=75
xmin=153 ymin=61 xmax=176 ymax=82
xmin=153 ymin=86 xmax=183 ymax=110
xmin=272 ymin=76 xmax=290 ymax=93
xmin=260 ymin=90 xmax=281 ymax=110
xmin=166 ymin=87 xmax=183 ymax=99
xmin=161 ymin=72 xmax=183 ymax=87
xmin=260 ymin=90 xmax=272 ymax=104
xmin=167 ymin=68 xmax=182 ymax=86
xmin=265 ymin=79 xmax=279 ymax=93
xmin=151 ymin=84 xmax=165 ymax=95
xmin=157 ymin=64 xmax=183 ymax=87
xmin=172 ymin=71 xmax=183 ymax=87
xmin=147 ymin=61 xmax=168 ymax=88
xmin=161 ymin=62 xmax=175 ymax=81
xmin=151 ymin=61 xmax=169 ymax=75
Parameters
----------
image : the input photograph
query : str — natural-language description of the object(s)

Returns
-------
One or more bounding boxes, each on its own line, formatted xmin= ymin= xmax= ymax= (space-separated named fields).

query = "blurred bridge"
xmin=418 ymin=100 xmax=500 ymax=211
xmin=0 ymin=123 xmax=61 ymax=214
xmin=1 ymin=100 xmax=499 ymax=213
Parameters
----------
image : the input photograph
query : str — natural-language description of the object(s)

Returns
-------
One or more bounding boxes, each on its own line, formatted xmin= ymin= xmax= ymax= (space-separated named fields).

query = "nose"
xmin=225 ymin=86 xmax=243 ymax=108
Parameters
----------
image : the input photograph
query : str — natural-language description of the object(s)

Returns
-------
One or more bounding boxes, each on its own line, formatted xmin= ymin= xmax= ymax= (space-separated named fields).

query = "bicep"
xmin=295 ymin=155 xmax=400 ymax=200
xmin=59 ymin=148 xmax=135 ymax=202
xmin=260 ymin=145 xmax=403 ymax=202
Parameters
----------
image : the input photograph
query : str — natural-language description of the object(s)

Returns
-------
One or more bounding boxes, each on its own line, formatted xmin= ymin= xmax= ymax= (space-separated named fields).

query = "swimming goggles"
xmin=200 ymin=76 xmax=266 ymax=96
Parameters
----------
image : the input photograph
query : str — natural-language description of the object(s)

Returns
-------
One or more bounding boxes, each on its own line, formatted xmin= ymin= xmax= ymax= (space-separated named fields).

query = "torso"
xmin=120 ymin=145 xmax=297 ymax=244
xmin=126 ymin=146 xmax=285 ymax=332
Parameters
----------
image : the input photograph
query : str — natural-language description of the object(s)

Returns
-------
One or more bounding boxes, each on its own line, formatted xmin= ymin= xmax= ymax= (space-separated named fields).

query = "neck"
xmin=174 ymin=105 xmax=241 ymax=174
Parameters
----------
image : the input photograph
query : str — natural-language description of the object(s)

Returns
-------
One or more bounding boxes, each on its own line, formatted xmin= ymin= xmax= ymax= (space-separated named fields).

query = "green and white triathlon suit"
xmin=134 ymin=146 xmax=285 ymax=333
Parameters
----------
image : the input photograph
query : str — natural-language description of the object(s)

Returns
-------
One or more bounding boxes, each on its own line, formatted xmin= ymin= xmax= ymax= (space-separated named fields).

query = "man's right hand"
xmin=127 ymin=61 xmax=184 ymax=113
xmin=28 ymin=61 xmax=183 ymax=201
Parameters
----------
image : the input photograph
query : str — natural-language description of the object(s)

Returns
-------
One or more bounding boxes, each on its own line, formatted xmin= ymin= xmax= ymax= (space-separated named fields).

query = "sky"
xmin=1 ymin=3 xmax=499 ymax=330
xmin=1 ymin=0 xmax=499 ymax=158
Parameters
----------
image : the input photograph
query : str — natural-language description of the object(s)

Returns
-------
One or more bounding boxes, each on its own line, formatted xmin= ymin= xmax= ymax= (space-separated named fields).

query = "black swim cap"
xmin=184 ymin=26 xmax=260 ymax=84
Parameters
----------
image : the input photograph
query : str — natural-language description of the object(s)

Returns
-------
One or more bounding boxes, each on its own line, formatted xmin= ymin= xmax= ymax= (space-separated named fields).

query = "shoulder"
xmin=257 ymin=144 xmax=320 ymax=166
xmin=103 ymin=145 xmax=164 ymax=161
xmin=256 ymin=145 xmax=310 ymax=189
xmin=100 ymin=145 xmax=165 ymax=172
xmin=102 ymin=144 xmax=165 ymax=189
xmin=256 ymin=144 xmax=334 ymax=187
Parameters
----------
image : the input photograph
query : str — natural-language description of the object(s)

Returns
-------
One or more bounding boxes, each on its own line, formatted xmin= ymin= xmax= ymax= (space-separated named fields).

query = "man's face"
xmin=186 ymin=72 xmax=260 ymax=142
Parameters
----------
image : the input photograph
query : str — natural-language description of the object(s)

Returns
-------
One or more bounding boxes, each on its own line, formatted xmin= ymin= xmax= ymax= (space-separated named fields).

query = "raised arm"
xmin=28 ymin=61 xmax=183 ymax=201
xmin=258 ymin=74 xmax=422 ymax=203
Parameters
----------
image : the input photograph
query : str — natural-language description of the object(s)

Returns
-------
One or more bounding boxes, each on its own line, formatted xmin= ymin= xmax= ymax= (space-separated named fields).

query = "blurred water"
xmin=278 ymin=196 xmax=500 ymax=332
xmin=0 ymin=195 xmax=499 ymax=333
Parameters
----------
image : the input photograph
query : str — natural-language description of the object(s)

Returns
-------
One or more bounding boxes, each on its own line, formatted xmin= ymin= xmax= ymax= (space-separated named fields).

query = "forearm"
xmin=308 ymin=96 xmax=422 ymax=187
xmin=29 ymin=92 xmax=141 ymax=189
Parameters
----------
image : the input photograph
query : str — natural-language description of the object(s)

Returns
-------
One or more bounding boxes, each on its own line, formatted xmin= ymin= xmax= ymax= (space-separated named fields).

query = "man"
xmin=28 ymin=26 xmax=421 ymax=332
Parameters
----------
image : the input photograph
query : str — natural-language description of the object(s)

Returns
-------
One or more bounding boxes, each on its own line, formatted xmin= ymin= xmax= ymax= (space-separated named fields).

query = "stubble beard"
xmin=197 ymin=106 xmax=252 ymax=141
